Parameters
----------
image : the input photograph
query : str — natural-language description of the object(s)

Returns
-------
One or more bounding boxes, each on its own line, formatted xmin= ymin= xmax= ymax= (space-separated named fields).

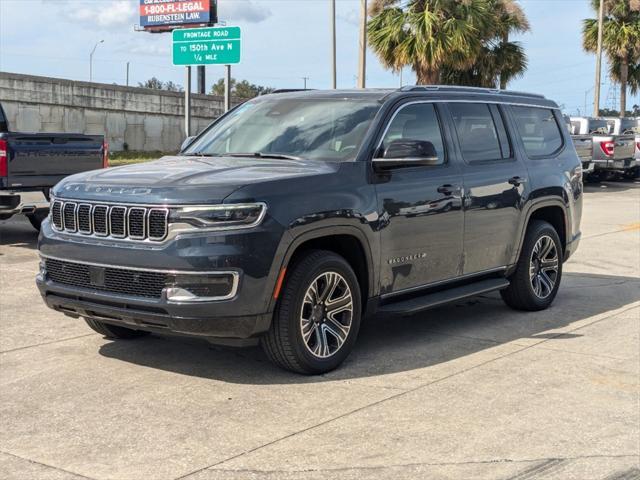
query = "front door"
xmin=375 ymin=102 xmax=464 ymax=296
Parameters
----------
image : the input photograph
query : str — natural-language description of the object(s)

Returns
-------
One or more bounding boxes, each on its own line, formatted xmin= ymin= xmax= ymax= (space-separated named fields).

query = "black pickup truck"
xmin=0 ymin=103 xmax=107 ymax=231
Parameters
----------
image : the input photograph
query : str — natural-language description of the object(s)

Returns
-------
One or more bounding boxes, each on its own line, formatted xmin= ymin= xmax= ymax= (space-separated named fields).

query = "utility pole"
xmin=224 ymin=65 xmax=231 ymax=112
xmin=185 ymin=66 xmax=192 ymax=136
xmin=89 ymin=39 xmax=104 ymax=82
xmin=302 ymin=77 xmax=309 ymax=89
xmin=197 ymin=65 xmax=206 ymax=94
xmin=357 ymin=0 xmax=367 ymax=89
xmin=593 ymin=0 xmax=604 ymax=117
xmin=126 ymin=62 xmax=130 ymax=87
xmin=330 ymin=0 xmax=337 ymax=89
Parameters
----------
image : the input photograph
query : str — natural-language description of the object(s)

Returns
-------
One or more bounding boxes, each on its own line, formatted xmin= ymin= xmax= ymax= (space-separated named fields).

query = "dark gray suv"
xmin=37 ymin=86 xmax=583 ymax=374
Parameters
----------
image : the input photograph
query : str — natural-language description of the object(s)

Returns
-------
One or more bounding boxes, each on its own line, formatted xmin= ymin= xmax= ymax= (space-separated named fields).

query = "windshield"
xmin=184 ymin=97 xmax=381 ymax=161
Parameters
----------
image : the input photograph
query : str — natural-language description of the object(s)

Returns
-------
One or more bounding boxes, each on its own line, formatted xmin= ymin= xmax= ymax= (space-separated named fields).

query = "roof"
xmin=264 ymin=85 xmax=558 ymax=108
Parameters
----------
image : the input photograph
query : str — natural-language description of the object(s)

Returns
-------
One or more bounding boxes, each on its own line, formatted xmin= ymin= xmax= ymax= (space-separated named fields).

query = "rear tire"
xmin=84 ymin=318 xmax=149 ymax=339
xmin=501 ymin=220 xmax=563 ymax=311
xmin=261 ymin=250 xmax=361 ymax=374
xmin=27 ymin=211 xmax=48 ymax=232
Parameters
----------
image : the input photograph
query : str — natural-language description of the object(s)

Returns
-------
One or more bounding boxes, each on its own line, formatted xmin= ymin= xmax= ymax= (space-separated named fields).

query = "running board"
xmin=378 ymin=278 xmax=510 ymax=315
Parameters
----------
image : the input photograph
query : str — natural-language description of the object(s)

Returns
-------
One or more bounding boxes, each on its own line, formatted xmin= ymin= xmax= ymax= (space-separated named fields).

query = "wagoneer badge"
xmin=387 ymin=253 xmax=427 ymax=265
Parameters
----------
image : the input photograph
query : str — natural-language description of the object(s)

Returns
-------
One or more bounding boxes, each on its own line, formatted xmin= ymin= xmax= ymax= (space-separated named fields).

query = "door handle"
xmin=437 ymin=184 xmax=460 ymax=195
xmin=508 ymin=176 xmax=527 ymax=187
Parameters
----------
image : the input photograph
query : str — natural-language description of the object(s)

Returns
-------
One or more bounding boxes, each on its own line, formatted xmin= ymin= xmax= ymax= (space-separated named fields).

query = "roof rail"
xmin=271 ymin=88 xmax=315 ymax=94
xmin=399 ymin=85 xmax=546 ymax=99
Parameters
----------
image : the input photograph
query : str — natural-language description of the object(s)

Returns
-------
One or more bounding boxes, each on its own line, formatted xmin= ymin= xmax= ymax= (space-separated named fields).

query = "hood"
xmin=53 ymin=155 xmax=339 ymax=204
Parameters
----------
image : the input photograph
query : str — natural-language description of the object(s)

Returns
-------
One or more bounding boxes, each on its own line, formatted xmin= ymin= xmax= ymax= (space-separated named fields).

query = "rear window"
xmin=511 ymin=107 xmax=563 ymax=158
xmin=449 ymin=103 xmax=506 ymax=162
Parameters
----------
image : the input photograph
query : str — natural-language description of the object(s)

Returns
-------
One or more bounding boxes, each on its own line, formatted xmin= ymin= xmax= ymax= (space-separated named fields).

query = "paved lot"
xmin=1 ymin=181 xmax=639 ymax=480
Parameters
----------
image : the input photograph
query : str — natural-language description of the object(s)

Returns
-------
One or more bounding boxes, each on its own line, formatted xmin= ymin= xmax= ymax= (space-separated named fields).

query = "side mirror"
xmin=373 ymin=139 xmax=440 ymax=169
xmin=180 ymin=136 xmax=196 ymax=152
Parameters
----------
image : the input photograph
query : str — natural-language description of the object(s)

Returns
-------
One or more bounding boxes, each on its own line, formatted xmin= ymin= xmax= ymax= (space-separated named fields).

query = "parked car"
xmin=37 ymin=86 xmax=583 ymax=374
xmin=0 ymin=102 xmax=108 ymax=231
xmin=569 ymin=116 xmax=636 ymax=180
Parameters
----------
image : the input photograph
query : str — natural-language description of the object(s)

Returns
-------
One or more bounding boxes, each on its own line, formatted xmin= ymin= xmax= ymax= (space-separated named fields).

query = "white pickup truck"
xmin=569 ymin=116 xmax=637 ymax=180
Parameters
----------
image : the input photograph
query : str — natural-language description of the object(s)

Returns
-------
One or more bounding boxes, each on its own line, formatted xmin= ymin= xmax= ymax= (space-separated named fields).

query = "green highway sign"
xmin=172 ymin=26 xmax=241 ymax=66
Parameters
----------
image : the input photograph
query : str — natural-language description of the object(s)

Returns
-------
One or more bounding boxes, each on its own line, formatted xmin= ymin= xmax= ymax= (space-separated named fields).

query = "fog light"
xmin=37 ymin=258 xmax=47 ymax=280
xmin=164 ymin=272 xmax=239 ymax=302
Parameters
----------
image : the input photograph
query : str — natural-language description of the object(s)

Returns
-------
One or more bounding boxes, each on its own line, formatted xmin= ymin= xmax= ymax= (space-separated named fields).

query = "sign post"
xmin=185 ymin=66 xmax=191 ymax=136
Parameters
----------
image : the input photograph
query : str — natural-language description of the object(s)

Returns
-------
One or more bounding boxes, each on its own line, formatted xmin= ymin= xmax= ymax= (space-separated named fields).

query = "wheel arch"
xmin=511 ymin=199 xmax=569 ymax=269
xmin=269 ymin=226 xmax=376 ymax=315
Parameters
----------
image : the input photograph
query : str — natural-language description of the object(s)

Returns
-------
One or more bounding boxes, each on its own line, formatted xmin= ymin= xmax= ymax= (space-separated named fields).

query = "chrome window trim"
xmin=40 ymin=253 xmax=240 ymax=302
xmin=375 ymin=99 xmax=562 ymax=154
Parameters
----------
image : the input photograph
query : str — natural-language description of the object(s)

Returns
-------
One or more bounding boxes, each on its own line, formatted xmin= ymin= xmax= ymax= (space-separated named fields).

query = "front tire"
xmin=262 ymin=250 xmax=361 ymax=374
xmin=84 ymin=318 xmax=149 ymax=339
xmin=27 ymin=211 xmax=48 ymax=232
xmin=501 ymin=220 xmax=563 ymax=311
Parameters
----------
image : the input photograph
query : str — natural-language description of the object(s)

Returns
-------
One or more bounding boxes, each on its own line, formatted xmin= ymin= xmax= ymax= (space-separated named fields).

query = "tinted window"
xmin=381 ymin=103 xmax=445 ymax=164
xmin=512 ymin=107 xmax=563 ymax=157
xmin=449 ymin=103 xmax=503 ymax=162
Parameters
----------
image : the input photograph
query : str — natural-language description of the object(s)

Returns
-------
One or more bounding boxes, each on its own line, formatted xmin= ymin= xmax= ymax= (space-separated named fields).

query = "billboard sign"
xmin=140 ymin=0 xmax=215 ymax=30
xmin=173 ymin=26 xmax=241 ymax=66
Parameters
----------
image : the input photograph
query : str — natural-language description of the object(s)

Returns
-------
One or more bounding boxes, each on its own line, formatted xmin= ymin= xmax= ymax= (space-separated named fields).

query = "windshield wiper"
xmin=182 ymin=152 xmax=222 ymax=157
xmin=226 ymin=152 xmax=304 ymax=161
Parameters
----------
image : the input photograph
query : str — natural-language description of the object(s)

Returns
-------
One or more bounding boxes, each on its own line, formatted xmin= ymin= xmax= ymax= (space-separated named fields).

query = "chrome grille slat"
xmin=51 ymin=200 xmax=167 ymax=242
xmin=63 ymin=202 xmax=77 ymax=232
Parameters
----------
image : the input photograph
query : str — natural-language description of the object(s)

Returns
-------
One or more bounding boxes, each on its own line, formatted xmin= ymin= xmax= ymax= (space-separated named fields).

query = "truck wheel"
xmin=501 ymin=220 xmax=563 ymax=311
xmin=27 ymin=211 xmax=48 ymax=232
xmin=262 ymin=250 xmax=361 ymax=374
xmin=84 ymin=318 xmax=149 ymax=339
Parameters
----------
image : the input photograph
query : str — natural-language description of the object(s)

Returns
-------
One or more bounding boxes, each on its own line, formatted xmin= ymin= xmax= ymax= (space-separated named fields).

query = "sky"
xmin=0 ymin=0 xmax=638 ymax=116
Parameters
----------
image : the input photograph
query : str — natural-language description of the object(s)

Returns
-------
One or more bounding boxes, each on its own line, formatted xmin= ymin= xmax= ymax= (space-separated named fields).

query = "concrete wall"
xmin=0 ymin=71 xmax=240 ymax=152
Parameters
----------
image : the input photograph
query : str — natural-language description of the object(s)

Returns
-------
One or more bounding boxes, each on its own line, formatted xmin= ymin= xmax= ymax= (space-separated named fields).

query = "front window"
xmin=184 ymin=97 xmax=382 ymax=161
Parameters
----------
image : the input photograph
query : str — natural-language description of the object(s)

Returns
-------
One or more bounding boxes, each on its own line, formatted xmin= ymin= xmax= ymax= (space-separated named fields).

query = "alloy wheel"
xmin=300 ymin=271 xmax=353 ymax=359
xmin=529 ymin=235 xmax=559 ymax=299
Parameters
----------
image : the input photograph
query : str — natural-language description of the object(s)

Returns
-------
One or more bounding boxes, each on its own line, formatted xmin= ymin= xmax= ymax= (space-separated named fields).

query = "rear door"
xmin=445 ymin=102 xmax=530 ymax=275
xmin=375 ymin=101 xmax=464 ymax=295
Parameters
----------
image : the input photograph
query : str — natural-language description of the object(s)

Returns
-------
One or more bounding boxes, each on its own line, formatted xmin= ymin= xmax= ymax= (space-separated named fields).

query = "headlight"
xmin=168 ymin=203 xmax=266 ymax=231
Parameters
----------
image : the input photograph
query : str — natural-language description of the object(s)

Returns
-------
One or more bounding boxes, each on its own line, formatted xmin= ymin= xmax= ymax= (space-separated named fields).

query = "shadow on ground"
xmin=98 ymin=271 xmax=639 ymax=385
xmin=0 ymin=216 xmax=38 ymax=251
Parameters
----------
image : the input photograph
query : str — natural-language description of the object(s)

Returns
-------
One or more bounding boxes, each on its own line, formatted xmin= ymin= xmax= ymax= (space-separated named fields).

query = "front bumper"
xmin=37 ymin=216 xmax=286 ymax=342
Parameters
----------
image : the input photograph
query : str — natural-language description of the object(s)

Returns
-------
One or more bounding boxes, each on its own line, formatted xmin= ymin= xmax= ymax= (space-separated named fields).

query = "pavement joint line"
xmin=174 ymin=302 xmax=640 ymax=479
xmin=582 ymin=227 xmax=640 ymax=240
xmin=0 ymin=449 xmax=97 ymax=480
xmin=195 ymin=454 xmax=640 ymax=475
xmin=0 ymin=333 xmax=98 ymax=355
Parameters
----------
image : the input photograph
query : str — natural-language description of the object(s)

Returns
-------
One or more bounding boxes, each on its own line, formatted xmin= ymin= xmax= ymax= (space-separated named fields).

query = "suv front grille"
xmin=51 ymin=200 xmax=168 ymax=242
xmin=45 ymin=258 xmax=168 ymax=299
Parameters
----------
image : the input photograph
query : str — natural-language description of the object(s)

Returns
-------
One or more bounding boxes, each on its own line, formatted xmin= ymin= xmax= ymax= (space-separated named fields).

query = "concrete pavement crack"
xmin=175 ymin=303 xmax=640 ymax=479
xmin=0 ymin=333 xmax=97 ymax=354
xmin=0 ymin=449 xmax=96 ymax=480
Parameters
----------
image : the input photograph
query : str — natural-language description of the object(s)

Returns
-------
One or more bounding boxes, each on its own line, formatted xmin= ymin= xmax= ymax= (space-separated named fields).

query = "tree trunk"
xmin=499 ymin=32 xmax=509 ymax=90
xmin=619 ymin=58 xmax=628 ymax=118
xmin=416 ymin=66 xmax=440 ymax=85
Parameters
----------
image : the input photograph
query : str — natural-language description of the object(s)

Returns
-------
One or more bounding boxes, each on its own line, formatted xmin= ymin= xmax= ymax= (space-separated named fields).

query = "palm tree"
xmin=583 ymin=0 xmax=640 ymax=117
xmin=367 ymin=0 xmax=529 ymax=88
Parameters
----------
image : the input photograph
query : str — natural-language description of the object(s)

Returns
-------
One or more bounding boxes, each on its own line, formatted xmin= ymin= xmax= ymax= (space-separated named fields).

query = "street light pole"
xmin=593 ymin=0 xmax=604 ymax=117
xmin=330 ymin=0 xmax=337 ymax=89
xmin=89 ymin=40 xmax=104 ymax=83
xmin=357 ymin=0 xmax=367 ymax=89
